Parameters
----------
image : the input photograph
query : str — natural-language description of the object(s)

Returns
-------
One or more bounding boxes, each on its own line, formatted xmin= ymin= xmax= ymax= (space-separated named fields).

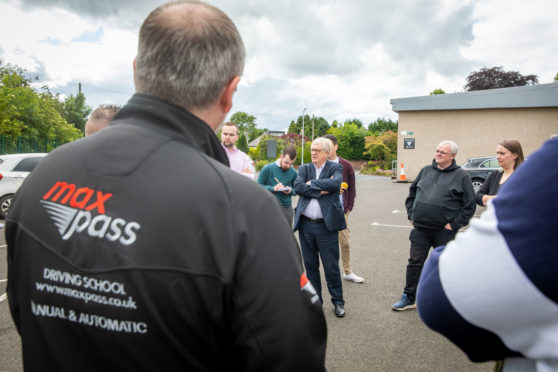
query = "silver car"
xmin=0 ymin=153 xmax=47 ymax=218
xmin=461 ymin=156 xmax=499 ymax=192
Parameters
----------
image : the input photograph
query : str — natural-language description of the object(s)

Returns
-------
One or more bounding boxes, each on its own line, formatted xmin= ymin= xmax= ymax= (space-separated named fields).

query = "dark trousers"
xmin=404 ymin=226 xmax=457 ymax=301
xmin=299 ymin=218 xmax=344 ymax=305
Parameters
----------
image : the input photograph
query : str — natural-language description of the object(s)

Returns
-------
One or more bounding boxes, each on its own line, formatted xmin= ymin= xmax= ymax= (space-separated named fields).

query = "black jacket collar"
xmin=112 ymin=94 xmax=229 ymax=167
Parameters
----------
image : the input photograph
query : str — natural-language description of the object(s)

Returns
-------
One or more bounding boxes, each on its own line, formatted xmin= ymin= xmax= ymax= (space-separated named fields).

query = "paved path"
xmin=0 ymin=175 xmax=493 ymax=371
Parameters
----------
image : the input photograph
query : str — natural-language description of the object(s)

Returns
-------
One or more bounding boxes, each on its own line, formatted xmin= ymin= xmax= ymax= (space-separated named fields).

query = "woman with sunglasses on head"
xmin=476 ymin=139 xmax=524 ymax=206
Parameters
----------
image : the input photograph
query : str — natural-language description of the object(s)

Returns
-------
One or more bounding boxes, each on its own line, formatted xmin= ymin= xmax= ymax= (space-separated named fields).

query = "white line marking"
xmin=0 ymin=244 xmax=6 ymax=248
xmin=0 ymin=279 xmax=7 ymax=283
xmin=391 ymin=210 xmax=405 ymax=214
xmin=371 ymin=222 xmax=412 ymax=229
xmin=0 ymin=293 xmax=7 ymax=303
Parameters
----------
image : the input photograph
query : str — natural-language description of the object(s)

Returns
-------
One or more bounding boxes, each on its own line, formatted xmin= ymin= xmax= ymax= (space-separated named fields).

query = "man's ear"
xmin=133 ymin=57 xmax=137 ymax=88
xmin=220 ymin=76 xmax=241 ymax=114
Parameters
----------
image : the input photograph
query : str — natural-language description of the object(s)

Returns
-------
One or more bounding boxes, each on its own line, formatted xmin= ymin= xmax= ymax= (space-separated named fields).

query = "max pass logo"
xmin=41 ymin=181 xmax=140 ymax=246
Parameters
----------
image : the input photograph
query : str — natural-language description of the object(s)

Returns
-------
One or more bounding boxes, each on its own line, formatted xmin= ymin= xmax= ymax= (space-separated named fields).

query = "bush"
xmin=255 ymin=159 xmax=273 ymax=171
xmin=248 ymin=148 xmax=258 ymax=160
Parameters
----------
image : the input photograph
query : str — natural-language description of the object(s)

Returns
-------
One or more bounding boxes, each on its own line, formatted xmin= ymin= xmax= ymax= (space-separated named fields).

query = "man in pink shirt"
xmin=221 ymin=122 xmax=255 ymax=179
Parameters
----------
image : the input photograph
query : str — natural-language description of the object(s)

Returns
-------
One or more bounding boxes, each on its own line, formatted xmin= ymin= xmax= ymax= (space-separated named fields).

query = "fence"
xmin=0 ymin=135 xmax=66 ymax=154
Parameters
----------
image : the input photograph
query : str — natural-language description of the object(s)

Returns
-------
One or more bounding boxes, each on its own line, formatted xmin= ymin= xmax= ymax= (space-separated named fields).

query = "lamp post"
xmin=301 ymin=108 xmax=307 ymax=165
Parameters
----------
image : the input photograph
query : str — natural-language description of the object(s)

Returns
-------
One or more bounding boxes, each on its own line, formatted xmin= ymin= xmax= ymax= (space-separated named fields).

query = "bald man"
xmin=6 ymin=1 xmax=326 ymax=371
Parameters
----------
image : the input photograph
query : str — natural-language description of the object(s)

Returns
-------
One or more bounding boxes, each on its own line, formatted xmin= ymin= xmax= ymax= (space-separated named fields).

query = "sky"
xmin=1 ymin=0 xmax=557 ymax=132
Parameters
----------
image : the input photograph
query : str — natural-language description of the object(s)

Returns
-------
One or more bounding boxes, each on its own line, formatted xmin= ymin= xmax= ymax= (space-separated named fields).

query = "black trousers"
xmin=299 ymin=218 xmax=344 ymax=305
xmin=404 ymin=226 xmax=457 ymax=301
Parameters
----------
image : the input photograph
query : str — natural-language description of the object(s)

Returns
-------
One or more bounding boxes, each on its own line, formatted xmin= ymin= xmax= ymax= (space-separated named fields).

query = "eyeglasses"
xmin=435 ymin=150 xmax=450 ymax=155
xmin=310 ymin=149 xmax=324 ymax=153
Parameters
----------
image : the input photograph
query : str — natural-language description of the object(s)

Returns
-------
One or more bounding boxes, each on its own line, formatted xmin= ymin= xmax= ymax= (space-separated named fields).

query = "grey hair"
xmin=134 ymin=0 xmax=245 ymax=111
xmin=438 ymin=140 xmax=458 ymax=155
xmin=313 ymin=137 xmax=332 ymax=154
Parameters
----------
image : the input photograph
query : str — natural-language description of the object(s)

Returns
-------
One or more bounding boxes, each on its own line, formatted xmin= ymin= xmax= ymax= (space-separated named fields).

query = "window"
xmin=480 ymin=158 xmax=497 ymax=169
xmin=487 ymin=158 xmax=500 ymax=168
xmin=13 ymin=157 xmax=43 ymax=172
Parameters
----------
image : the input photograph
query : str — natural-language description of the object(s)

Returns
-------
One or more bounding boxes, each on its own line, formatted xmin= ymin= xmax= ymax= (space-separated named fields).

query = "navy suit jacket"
xmin=293 ymin=160 xmax=346 ymax=232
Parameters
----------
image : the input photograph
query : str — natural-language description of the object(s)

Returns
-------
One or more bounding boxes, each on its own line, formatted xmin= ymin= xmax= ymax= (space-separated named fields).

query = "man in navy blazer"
xmin=294 ymin=137 xmax=347 ymax=317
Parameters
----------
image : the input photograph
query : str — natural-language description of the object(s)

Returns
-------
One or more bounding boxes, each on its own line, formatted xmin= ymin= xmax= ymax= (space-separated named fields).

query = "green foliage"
xmin=255 ymin=159 xmax=272 ymax=171
xmin=555 ymin=73 xmax=558 ymax=82
xmin=0 ymin=60 xmax=83 ymax=147
xmin=256 ymin=134 xmax=275 ymax=160
xmin=430 ymin=88 xmax=446 ymax=95
xmin=367 ymin=118 xmax=398 ymax=135
xmin=287 ymin=114 xmax=330 ymax=139
xmin=236 ymin=132 xmax=249 ymax=153
xmin=61 ymin=93 xmax=91 ymax=132
xmin=328 ymin=123 xmax=370 ymax=160
xmin=344 ymin=118 xmax=363 ymax=128
xmin=364 ymin=130 xmax=397 ymax=169
xmin=379 ymin=130 xmax=397 ymax=154
xmin=296 ymin=141 xmax=311 ymax=166
xmin=229 ymin=111 xmax=258 ymax=140
xmin=248 ymin=147 xmax=258 ymax=160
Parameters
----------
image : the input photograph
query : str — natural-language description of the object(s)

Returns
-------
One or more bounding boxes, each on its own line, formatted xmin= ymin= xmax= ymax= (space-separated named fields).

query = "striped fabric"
xmin=417 ymin=137 xmax=558 ymax=372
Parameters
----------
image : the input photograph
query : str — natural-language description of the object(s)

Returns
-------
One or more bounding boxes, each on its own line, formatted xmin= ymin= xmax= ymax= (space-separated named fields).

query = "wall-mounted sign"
xmin=404 ymin=138 xmax=415 ymax=149
xmin=267 ymin=140 xmax=277 ymax=159
xmin=400 ymin=131 xmax=414 ymax=135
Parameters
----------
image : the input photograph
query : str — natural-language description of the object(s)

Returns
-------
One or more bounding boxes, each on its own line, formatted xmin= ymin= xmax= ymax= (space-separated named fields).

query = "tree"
xmin=328 ymin=123 xmax=369 ymax=160
xmin=367 ymin=118 xmax=398 ymax=135
xmin=61 ymin=92 xmax=91 ymax=132
xmin=464 ymin=66 xmax=538 ymax=91
xmin=236 ymin=132 xmax=249 ymax=153
xmin=288 ymin=114 xmax=329 ymax=139
xmin=312 ymin=116 xmax=330 ymax=138
xmin=364 ymin=130 xmax=397 ymax=169
xmin=344 ymin=118 xmax=363 ymax=128
xmin=229 ymin=111 xmax=257 ymax=140
xmin=278 ymin=132 xmax=310 ymax=166
xmin=0 ymin=59 xmax=82 ymax=148
xmin=554 ymin=73 xmax=558 ymax=82
xmin=430 ymin=88 xmax=445 ymax=95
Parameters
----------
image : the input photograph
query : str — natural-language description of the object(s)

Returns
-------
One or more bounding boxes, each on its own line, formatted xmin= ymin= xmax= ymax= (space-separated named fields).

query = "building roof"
xmin=391 ymin=83 xmax=558 ymax=112
xmin=248 ymin=131 xmax=285 ymax=148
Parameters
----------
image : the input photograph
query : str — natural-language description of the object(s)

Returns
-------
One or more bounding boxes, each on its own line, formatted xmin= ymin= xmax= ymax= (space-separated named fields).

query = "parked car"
xmin=0 ymin=153 xmax=48 ymax=218
xmin=461 ymin=156 xmax=500 ymax=192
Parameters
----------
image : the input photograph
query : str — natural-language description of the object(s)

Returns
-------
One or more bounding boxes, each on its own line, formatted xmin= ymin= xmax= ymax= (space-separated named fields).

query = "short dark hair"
xmin=282 ymin=145 xmax=297 ymax=160
xmin=499 ymin=139 xmax=524 ymax=169
xmin=323 ymin=134 xmax=337 ymax=145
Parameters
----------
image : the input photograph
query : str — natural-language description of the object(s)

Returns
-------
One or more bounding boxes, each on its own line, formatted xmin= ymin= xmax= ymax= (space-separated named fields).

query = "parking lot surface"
xmin=0 ymin=174 xmax=492 ymax=371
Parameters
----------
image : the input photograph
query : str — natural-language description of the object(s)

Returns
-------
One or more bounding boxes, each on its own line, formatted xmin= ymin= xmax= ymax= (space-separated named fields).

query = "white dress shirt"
xmin=302 ymin=163 xmax=325 ymax=219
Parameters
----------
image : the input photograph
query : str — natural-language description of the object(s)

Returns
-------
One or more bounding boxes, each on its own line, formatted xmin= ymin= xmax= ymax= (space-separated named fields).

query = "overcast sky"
xmin=1 ymin=0 xmax=557 ymax=132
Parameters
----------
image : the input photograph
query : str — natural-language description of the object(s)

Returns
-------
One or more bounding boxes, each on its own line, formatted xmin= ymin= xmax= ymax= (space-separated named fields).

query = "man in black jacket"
xmin=392 ymin=140 xmax=476 ymax=311
xmin=6 ymin=1 xmax=327 ymax=371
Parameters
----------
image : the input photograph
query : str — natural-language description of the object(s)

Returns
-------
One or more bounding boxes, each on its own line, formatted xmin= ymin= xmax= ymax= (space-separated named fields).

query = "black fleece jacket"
xmin=405 ymin=159 xmax=476 ymax=231
xmin=6 ymin=94 xmax=327 ymax=372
